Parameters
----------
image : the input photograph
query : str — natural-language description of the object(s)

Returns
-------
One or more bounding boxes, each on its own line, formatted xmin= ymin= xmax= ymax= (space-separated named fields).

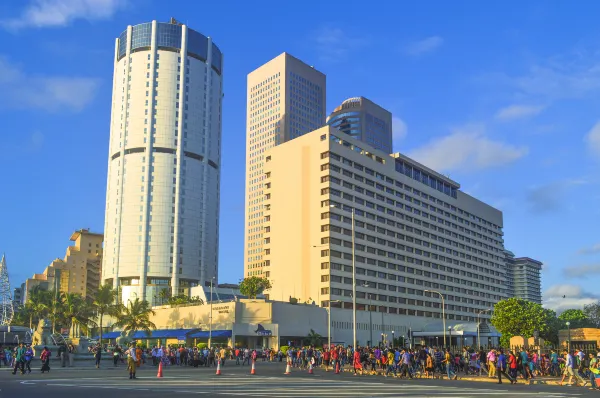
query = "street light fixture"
xmin=477 ymin=309 xmax=491 ymax=349
xmin=448 ymin=326 xmax=452 ymax=348
xmin=566 ymin=321 xmax=571 ymax=352
xmin=209 ymin=276 xmax=215 ymax=347
xmin=363 ymin=282 xmax=373 ymax=346
xmin=328 ymin=299 xmax=342 ymax=350
xmin=392 ymin=330 xmax=395 ymax=348
xmin=425 ymin=289 xmax=446 ymax=347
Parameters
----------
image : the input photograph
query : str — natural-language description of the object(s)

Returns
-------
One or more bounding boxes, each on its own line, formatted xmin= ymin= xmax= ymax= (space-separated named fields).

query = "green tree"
xmin=25 ymin=287 xmax=51 ymax=329
xmin=167 ymin=294 xmax=204 ymax=306
xmin=584 ymin=301 xmax=600 ymax=328
xmin=540 ymin=308 xmax=561 ymax=345
xmin=92 ymin=284 xmax=120 ymax=346
xmin=62 ymin=293 xmax=95 ymax=338
xmin=158 ymin=288 xmax=171 ymax=305
xmin=558 ymin=309 xmax=594 ymax=329
xmin=115 ymin=298 xmax=156 ymax=337
xmin=491 ymin=298 xmax=549 ymax=347
xmin=239 ymin=276 xmax=272 ymax=299
xmin=304 ymin=329 xmax=322 ymax=347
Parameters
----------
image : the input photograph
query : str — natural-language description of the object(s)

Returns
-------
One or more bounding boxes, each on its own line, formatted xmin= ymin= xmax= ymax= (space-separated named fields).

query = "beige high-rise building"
xmin=23 ymin=229 xmax=103 ymax=302
xmin=262 ymin=126 xmax=506 ymax=330
xmin=244 ymin=53 xmax=326 ymax=278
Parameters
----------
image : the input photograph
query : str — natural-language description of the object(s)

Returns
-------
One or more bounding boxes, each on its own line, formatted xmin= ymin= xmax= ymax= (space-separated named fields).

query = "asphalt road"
xmin=0 ymin=362 xmax=596 ymax=398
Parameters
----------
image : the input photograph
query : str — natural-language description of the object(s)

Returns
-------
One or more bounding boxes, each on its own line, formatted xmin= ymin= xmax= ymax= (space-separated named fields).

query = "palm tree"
xmin=158 ymin=288 xmax=171 ymax=305
xmin=92 ymin=284 xmax=120 ymax=346
xmin=304 ymin=329 xmax=323 ymax=347
xmin=62 ymin=293 xmax=95 ymax=339
xmin=114 ymin=298 xmax=156 ymax=338
xmin=25 ymin=287 xmax=51 ymax=330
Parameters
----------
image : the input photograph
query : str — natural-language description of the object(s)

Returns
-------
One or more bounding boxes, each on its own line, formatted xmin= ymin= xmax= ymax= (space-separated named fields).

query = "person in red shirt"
xmin=331 ymin=347 xmax=339 ymax=372
xmin=323 ymin=348 xmax=331 ymax=371
xmin=508 ymin=351 xmax=518 ymax=383
xmin=353 ymin=347 xmax=363 ymax=376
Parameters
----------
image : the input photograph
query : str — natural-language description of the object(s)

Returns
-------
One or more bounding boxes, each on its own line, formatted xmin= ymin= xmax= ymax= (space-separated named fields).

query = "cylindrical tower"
xmin=102 ymin=19 xmax=223 ymax=305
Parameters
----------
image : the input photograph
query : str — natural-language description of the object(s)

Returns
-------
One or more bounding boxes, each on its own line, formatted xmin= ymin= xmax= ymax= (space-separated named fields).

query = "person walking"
xmin=444 ymin=349 xmax=458 ymax=380
xmin=24 ymin=344 xmax=34 ymax=374
xmin=125 ymin=343 xmax=137 ymax=380
xmin=40 ymin=346 xmax=51 ymax=373
xmin=487 ymin=348 xmax=497 ymax=378
xmin=496 ymin=349 xmax=515 ymax=384
xmin=94 ymin=344 xmax=102 ymax=369
xmin=12 ymin=342 xmax=25 ymax=375
xmin=353 ymin=347 xmax=363 ymax=376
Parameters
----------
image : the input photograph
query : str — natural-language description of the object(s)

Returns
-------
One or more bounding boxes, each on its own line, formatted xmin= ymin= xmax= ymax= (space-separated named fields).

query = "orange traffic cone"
xmin=157 ymin=361 xmax=163 ymax=378
xmin=335 ymin=361 xmax=340 ymax=374
xmin=250 ymin=360 xmax=256 ymax=375
xmin=308 ymin=363 xmax=314 ymax=374
xmin=284 ymin=362 xmax=291 ymax=375
xmin=216 ymin=361 xmax=222 ymax=375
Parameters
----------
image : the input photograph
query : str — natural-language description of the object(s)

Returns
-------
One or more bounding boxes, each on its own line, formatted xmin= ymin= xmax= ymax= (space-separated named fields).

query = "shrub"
xmin=280 ymin=345 xmax=289 ymax=355
xmin=197 ymin=343 xmax=208 ymax=349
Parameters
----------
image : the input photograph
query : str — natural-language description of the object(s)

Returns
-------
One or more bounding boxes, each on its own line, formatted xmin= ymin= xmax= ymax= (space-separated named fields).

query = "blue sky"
xmin=1 ymin=0 xmax=599 ymax=313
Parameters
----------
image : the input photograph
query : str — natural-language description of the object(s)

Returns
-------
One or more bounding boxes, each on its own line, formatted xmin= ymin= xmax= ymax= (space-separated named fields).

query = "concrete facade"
xmin=102 ymin=19 xmax=223 ymax=305
xmin=23 ymin=229 xmax=103 ymax=302
xmin=261 ymin=126 xmax=506 ymax=329
xmin=327 ymin=97 xmax=393 ymax=154
xmin=505 ymin=250 xmax=542 ymax=303
xmin=244 ymin=53 xmax=327 ymax=280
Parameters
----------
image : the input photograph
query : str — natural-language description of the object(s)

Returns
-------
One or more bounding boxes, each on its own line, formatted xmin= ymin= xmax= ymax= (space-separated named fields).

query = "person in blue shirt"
xmin=520 ymin=349 xmax=530 ymax=380
xmin=550 ymin=350 xmax=559 ymax=376
xmin=496 ymin=349 xmax=515 ymax=384
xmin=24 ymin=345 xmax=34 ymax=374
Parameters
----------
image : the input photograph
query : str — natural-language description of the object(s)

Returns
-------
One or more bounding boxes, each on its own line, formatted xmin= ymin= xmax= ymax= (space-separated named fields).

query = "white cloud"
xmin=578 ymin=243 xmax=600 ymax=255
xmin=312 ymin=26 xmax=368 ymax=63
xmin=392 ymin=116 xmax=407 ymax=152
xmin=0 ymin=56 xmax=99 ymax=112
xmin=543 ymin=284 xmax=598 ymax=313
xmin=585 ymin=121 xmax=600 ymax=157
xmin=1 ymin=0 xmax=126 ymax=30
xmin=404 ymin=36 xmax=444 ymax=56
xmin=563 ymin=264 xmax=600 ymax=278
xmin=526 ymin=179 xmax=587 ymax=214
xmin=495 ymin=104 xmax=546 ymax=121
xmin=406 ymin=124 xmax=528 ymax=172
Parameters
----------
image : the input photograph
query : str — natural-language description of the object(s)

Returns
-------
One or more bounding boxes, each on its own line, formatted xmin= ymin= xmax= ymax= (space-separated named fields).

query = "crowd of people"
xmin=3 ymin=339 xmax=599 ymax=390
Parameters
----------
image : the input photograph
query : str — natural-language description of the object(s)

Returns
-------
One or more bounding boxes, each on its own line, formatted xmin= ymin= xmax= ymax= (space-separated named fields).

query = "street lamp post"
xmin=425 ymin=289 xmax=446 ymax=347
xmin=392 ymin=330 xmax=395 ymax=348
xmin=566 ymin=321 xmax=571 ymax=352
xmin=448 ymin=326 xmax=452 ymax=348
xmin=363 ymin=283 xmax=373 ymax=346
xmin=209 ymin=277 xmax=215 ymax=347
xmin=380 ymin=333 xmax=384 ymax=348
xmin=477 ymin=309 xmax=491 ymax=349
xmin=327 ymin=299 xmax=341 ymax=350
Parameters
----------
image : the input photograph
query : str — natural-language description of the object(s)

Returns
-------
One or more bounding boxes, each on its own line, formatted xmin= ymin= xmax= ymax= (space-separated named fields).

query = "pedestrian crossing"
xmin=15 ymin=374 xmax=585 ymax=397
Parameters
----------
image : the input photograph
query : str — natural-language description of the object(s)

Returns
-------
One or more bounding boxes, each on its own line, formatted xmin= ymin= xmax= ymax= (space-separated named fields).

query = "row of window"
xmin=322 ymin=147 xmax=502 ymax=233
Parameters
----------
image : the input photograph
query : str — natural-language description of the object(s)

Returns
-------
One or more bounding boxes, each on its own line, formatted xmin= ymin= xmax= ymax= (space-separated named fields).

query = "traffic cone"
xmin=216 ymin=361 xmax=222 ymax=376
xmin=250 ymin=360 xmax=256 ymax=375
xmin=335 ymin=362 xmax=340 ymax=374
xmin=308 ymin=363 xmax=314 ymax=374
xmin=284 ymin=362 xmax=291 ymax=375
xmin=157 ymin=361 xmax=163 ymax=378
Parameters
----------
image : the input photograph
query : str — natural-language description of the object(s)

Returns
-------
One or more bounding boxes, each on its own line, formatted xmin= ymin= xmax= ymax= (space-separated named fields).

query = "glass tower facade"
xmin=327 ymin=97 xmax=393 ymax=154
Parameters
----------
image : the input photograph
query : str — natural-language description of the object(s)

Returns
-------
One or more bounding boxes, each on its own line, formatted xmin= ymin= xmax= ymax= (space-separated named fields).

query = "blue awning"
xmin=188 ymin=330 xmax=232 ymax=338
xmin=92 ymin=332 xmax=122 ymax=340
xmin=132 ymin=329 xmax=195 ymax=339
xmin=94 ymin=329 xmax=196 ymax=340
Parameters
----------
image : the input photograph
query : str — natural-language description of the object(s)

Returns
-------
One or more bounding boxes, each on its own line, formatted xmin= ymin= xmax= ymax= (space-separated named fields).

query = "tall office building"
xmin=505 ymin=251 xmax=542 ymax=304
xmin=327 ymin=97 xmax=393 ymax=154
xmin=262 ymin=126 xmax=506 ymax=328
xmin=103 ymin=19 xmax=223 ymax=305
xmin=244 ymin=53 xmax=326 ymax=278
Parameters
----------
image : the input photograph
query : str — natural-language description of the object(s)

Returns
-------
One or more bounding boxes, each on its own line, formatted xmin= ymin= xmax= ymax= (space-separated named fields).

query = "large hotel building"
xmin=244 ymin=53 xmax=326 ymax=277
xmin=262 ymin=126 xmax=506 ymax=332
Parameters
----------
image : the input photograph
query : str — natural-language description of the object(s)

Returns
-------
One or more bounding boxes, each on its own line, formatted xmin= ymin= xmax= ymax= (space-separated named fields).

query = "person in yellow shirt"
xmin=443 ymin=349 xmax=457 ymax=380
xmin=385 ymin=350 xmax=396 ymax=377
